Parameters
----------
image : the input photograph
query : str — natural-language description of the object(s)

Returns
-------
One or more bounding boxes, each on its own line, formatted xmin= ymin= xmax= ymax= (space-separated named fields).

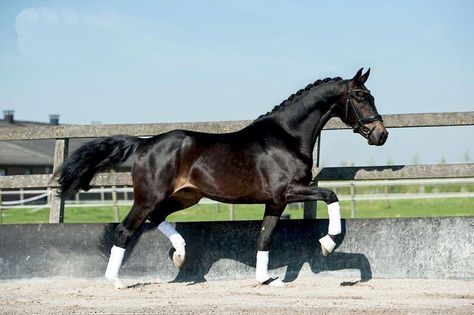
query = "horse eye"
xmin=356 ymin=91 xmax=365 ymax=97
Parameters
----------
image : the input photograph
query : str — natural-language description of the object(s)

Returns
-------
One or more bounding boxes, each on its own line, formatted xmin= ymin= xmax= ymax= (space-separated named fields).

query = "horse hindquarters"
xmin=105 ymin=133 xmax=187 ymax=287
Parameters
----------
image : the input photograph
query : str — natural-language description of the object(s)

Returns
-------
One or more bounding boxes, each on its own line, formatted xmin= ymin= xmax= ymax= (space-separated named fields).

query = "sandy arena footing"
xmin=0 ymin=276 xmax=473 ymax=314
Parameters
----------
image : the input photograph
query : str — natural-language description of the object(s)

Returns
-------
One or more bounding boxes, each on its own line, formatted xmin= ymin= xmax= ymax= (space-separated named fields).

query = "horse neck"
xmin=270 ymin=82 xmax=342 ymax=158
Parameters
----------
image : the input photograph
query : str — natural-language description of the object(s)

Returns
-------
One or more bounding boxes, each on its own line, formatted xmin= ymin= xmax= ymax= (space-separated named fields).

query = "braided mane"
xmin=257 ymin=76 xmax=343 ymax=119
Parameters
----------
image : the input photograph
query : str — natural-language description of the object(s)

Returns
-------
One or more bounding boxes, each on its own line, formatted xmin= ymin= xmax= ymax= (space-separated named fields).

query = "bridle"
xmin=344 ymin=80 xmax=383 ymax=139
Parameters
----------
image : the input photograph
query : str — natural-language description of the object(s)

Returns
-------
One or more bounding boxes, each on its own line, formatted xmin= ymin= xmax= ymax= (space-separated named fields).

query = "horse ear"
xmin=353 ymin=68 xmax=364 ymax=83
xmin=359 ymin=68 xmax=371 ymax=84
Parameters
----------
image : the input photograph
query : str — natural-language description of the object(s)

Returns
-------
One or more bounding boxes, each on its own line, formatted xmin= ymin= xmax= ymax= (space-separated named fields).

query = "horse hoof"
xmin=260 ymin=277 xmax=284 ymax=287
xmin=109 ymin=278 xmax=127 ymax=290
xmin=319 ymin=234 xmax=336 ymax=257
xmin=321 ymin=246 xmax=330 ymax=257
xmin=173 ymin=248 xmax=186 ymax=268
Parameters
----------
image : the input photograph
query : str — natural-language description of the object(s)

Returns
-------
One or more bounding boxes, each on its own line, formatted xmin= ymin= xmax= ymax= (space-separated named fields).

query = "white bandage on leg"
xmin=255 ymin=251 xmax=283 ymax=286
xmin=157 ymin=220 xmax=186 ymax=249
xmin=158 ymin=220 xmax=186 ymax=268
xmin=256 ymin=251 xmax=269 ymax=283
xmin=105 ymin=245 xmax=125 ymax=287
xmin=327 ymin=202 xmax=342 ymax=235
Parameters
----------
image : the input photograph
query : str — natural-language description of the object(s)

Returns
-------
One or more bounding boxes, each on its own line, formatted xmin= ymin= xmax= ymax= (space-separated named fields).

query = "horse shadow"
xmin=172 ymin=219 xmax=371 ymax=284
xmin=99 ymin=219 xmax=372 ymax=284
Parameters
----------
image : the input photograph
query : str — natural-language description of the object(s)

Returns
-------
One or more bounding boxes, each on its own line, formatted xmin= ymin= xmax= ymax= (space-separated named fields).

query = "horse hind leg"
xmin=149 ymin=193 xmax=201 ymax=268
xmin=105 ymin=202 xmax=153 ymax=289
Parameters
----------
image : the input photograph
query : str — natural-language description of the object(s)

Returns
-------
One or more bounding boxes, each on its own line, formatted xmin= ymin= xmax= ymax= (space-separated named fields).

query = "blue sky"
xmin=0 ymin=0 xmax=473 ymax=165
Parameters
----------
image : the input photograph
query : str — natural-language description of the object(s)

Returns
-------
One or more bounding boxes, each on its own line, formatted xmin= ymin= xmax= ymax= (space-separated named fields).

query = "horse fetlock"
xmin=105 ymin=269 xmax=127 ymax=289
xmin=319 ymin=234 xmax=336 ymax=256
xmin=105 ymin=245 xmax=125 ymax=280
xmin=255 ymin=251 xmax=272 ymax=283
xmin=169 ymin=233 xmax=186 ymax=249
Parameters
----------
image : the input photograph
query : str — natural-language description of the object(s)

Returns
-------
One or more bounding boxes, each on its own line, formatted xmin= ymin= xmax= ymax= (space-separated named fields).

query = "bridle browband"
xmin=344 ymin=80 xmax=383 ymax=138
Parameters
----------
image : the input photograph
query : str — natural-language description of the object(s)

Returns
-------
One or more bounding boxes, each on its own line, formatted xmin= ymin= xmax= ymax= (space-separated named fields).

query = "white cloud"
xmin=15 ymin=8 xmax=40 ymax=37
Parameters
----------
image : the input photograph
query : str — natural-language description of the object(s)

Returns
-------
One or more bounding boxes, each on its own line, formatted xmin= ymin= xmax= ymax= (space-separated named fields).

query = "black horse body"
xmin=57 ymin=68 xmax=387 ymax=270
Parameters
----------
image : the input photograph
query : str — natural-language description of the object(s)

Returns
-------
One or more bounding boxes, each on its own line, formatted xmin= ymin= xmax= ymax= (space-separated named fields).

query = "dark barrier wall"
xmin=0 ymin=217 xmax=473 ymax=281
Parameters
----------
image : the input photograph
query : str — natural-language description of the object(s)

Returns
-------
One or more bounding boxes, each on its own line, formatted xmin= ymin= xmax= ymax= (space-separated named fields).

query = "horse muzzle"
xmin=367 ymin=122 xmax=388 ymax=146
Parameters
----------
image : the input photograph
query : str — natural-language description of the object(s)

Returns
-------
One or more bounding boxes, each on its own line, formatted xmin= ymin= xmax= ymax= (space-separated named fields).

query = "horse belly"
xmin=189 ymin=153 xmax=270 ymax=203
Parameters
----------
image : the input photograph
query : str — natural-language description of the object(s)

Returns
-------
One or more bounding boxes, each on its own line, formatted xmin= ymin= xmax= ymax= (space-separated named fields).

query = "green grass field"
xmin=1 ymin=198 xmax=473 ymax=224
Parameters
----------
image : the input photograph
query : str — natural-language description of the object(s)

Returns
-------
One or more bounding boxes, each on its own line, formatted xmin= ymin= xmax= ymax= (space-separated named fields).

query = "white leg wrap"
xmin=256 ymin=251 xmax=269 ymax=283
xmin=255 ymin=251 xmax=283 ymax=287
xmin=158 ymin=221 xmax=186 ymax=268
xmin=105 ymin=245 xmax=126 ymax=288
xmin=319 ymin=234 xmax=336 ymax=256
xmin=328 ymin=202 xmax=342 ymax=235
xmin=158 ymin=220 xmax=186 ymax=249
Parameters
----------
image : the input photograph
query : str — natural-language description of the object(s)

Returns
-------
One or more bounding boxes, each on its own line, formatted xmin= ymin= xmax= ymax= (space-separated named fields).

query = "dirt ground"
xmin=0 ymin=276 xmax=473 ymax=314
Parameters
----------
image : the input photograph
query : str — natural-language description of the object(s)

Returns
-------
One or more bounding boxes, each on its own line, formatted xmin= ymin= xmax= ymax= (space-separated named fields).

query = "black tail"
xmin=55 ymin=135 xmax=142 ymax=197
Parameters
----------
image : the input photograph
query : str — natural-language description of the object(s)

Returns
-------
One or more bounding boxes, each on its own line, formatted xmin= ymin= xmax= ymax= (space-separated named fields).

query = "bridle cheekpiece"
xmin=344 ymin=80 xmax=383 ymax=138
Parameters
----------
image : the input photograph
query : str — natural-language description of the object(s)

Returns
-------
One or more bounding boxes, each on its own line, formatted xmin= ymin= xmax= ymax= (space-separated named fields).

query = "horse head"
xmin=336 ymin=68 xmax=388 ymax=146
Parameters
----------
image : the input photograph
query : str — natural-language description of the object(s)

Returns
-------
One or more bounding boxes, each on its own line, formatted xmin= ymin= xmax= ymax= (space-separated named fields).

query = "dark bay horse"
xmin=56 ymin=68 xmax=388 ymax=288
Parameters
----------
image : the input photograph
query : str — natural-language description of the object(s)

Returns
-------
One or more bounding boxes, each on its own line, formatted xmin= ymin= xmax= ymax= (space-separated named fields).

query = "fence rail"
xmin=1 ymin=163 xmax=474 ymax=189
xmin=3 ymin=178 xmax=473 ymax=208
xmin=1 ymin=111 xmax=474 ymax=222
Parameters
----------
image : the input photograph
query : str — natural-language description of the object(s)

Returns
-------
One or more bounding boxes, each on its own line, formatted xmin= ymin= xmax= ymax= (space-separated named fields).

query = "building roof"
xmin=0 ymin=138 xmax=133 ymax=167
xmin=0 ymin=120 xmax=53 ymax=128
xmin=0 ymin=112 xmax=131 ymax=168
xmin=0 ymin=110 xmax=56 ymax=128
xmin=0 ymin=140 xmax=54 ymax=165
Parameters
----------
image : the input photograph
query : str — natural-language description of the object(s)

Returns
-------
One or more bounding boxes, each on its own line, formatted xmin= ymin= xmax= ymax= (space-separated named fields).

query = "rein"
xmin=344 ymin=80 xmax=382 ymax=138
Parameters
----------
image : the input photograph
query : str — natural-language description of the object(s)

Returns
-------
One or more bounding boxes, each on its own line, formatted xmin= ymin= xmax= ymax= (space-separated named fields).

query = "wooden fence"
xmin=1 ymin=111 xmax=474 ymax=222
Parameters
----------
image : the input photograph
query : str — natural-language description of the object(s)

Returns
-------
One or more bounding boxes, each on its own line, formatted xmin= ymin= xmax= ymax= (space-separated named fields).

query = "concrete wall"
xmin=0 ymin=217 xmax=473 ymax=281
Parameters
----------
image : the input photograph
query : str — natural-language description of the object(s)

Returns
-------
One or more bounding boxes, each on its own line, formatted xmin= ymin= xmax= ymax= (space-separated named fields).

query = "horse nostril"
xmin=378 ymin=132 xmax=388 ymax=145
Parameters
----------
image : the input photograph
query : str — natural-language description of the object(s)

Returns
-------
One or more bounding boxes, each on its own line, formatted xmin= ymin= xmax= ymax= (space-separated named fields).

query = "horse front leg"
xmin=105 ymin=202 xmax=152 ymax=289
xmin=256 ymin=203 xmax=286 ymax=287
xmin=285 ymin=186 xmax=341 ymax=256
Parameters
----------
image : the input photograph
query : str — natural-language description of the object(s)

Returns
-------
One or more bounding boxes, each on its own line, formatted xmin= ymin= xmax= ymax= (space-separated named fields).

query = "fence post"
xmin=100 ymin=186 xmax=105 ymax=203
xmin=350 ymin=181 xmax=356 ymax=218
xmin=112 ymin=184 xmax=120 ymax=222
xmin=0 ymin=189 xmax=2 ymax=224
xmin=49 ymin=138 xmax=69 ymax=223
xmin=19 ymin=188 xmax=24 ymax=206
xmin=229 ymin=204 xmax=235 ymax=221
xmin=47 ymin=187 xmax=51 ymax=205
xmin=304 ymin=136 xmax=321 ymax=219
xmin=123 ymin=185 xmax=129 ymax=201
xmin=384 ymin=183 xmax=390 ymax=208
